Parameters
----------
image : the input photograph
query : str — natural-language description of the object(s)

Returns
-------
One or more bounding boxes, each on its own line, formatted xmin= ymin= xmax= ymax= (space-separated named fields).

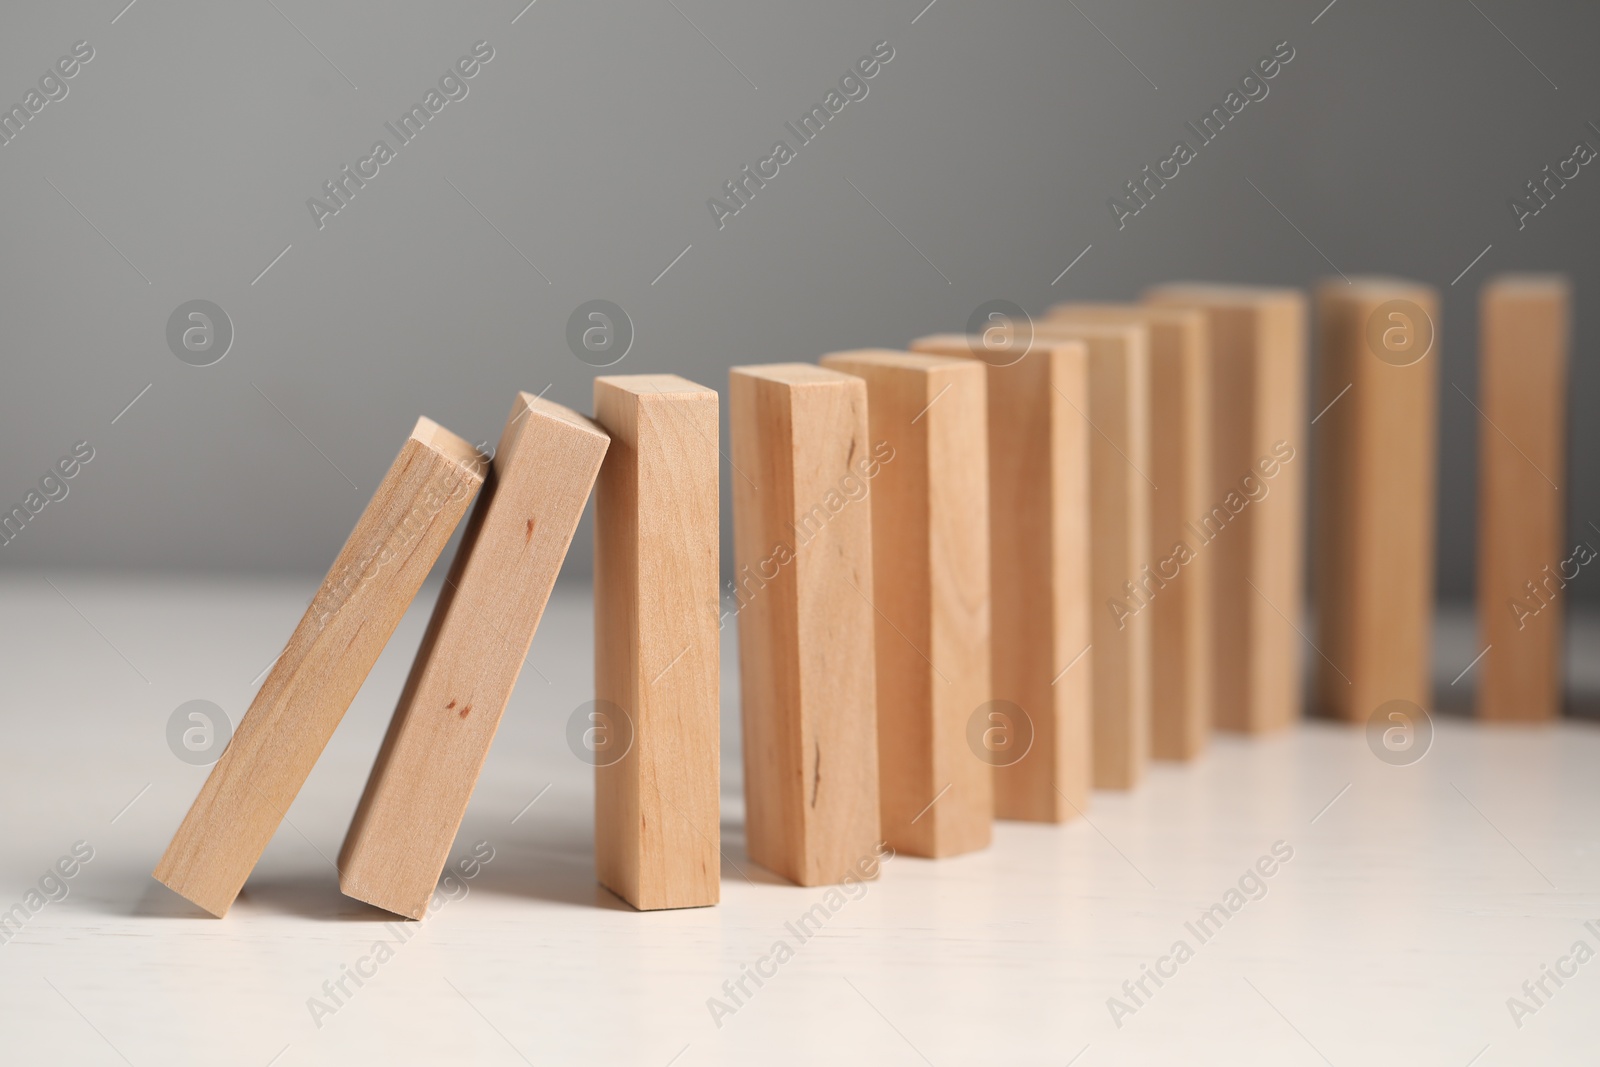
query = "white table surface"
xmin=1 ymin=574 xmax=1596 ymax=1066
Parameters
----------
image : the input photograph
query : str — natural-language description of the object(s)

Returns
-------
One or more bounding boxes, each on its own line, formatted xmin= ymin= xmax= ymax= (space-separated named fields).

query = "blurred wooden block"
xmin=592 ymin=375 xmax=721 ymax=908
xmin=1044 ymin=304 xmax=1213 ymax=761
xmin=337 ymin=396 xmax=607 ymax=919
xmin=1311 ymin=278 xmax=1439 ymax=722
xmin=1144 ymin=284 xmax=1307 ymax=733
xmin=1477 ymin=275 xmax=1570 ymax=721
xmin=910 ymin=334 xmax=1091 ymax=822
xmin=819 ymin=350 xmax=992 ymax=857
xmin=729 ymin=364 xmax=881 ymax=885
xmin=155 ymin=419 xmax=487 ymax=917
xmin=1017 ymin=323 xmax=1151 ymax=789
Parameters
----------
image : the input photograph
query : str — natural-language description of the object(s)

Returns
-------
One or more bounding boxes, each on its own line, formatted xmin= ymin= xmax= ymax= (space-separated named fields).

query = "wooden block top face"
xmin=339 ymin=396 xmax=608 ymax=918
xmin=411 ymin=415 xmax=491 ymax=474
xmin=1144 ymin=282 xmax=1305 ymax=311
xmin=730 ymin=363 xmax=859 ymax=388
xmin=1316 ymin=276 xmax=1436 ymax=308
xmin=507 ymin=392 xmax=612 ymax=446
xmin=1484 ymin=273 xmax=1570 ymax=298
xmin=820 ymin=348 xmax=970 ymax=376
xmin=821 ymin=350 xmax=985 ymax=405
xmin=909 ymin=334 xmax=1089 ymax=366
xmin=1031 ymin=321 xmax=1144 ymax=346
xmin=594 ymin=373 xmax=715 ymax=398
xmin=1046 ymin=302 xmax=1204 ymax=331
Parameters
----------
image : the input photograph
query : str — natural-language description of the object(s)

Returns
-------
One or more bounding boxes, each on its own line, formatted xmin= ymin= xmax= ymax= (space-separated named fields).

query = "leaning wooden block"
xmin=818 ymin=350 xmax=992 ymax=858
xmin=909 ymin=334 xmax=1091 ymax=822
xmin=1022 ymin=324 xmax=1151 ymax=789
xmin=1311 ymin=278 xmax=1439 ymax=722
xmin=155 ymin=418 xmax=487 ymax=917
xmin=1477 ymin=275 xmax=1570 ymax=721
xmin=1144 ymin=284 xmax=1307 ymax=733
xmin=593 ymin=375 xmax=720 ymax=909
xmin=1044 ymin=304 xmax=1213 ymax=761
xmin=338 ymin=395 xmax=608 ymax=919
xmin=729 ymin=364 xmax=881 ymax=886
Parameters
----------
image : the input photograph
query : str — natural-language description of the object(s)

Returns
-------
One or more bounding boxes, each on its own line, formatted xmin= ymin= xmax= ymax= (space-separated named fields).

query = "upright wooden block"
xmin=1144 ymin=285 xmax=1307 ymax=733
xmin=1043 ymin=304 xmax=1214 ymax=760
xmin=593 ymin=375 xmax=721 ymax=909
xmin=995 ymin=324 xmax=1151 ymax=789
xmin=909 ymin=334 xmax=1091 ymax=822
xmin=817 ymin=350 xmax=992 ymax=857
xmin=1477 ymin=275 xmax=1570 ymax=721
xmin=339 ymin=395 xmax=608 ymax=919
xmin=1311 ymin=278 xmax=1439 ymax=722
xmin=155 ymin=419 xmax=487 ymax=917
xmin=729 ymin=364 xmax=881 ymax=885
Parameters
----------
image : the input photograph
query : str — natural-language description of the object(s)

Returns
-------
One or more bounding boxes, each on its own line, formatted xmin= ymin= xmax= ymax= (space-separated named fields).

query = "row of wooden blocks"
xmin=153 ymin=274 xmax=1571 ymax=918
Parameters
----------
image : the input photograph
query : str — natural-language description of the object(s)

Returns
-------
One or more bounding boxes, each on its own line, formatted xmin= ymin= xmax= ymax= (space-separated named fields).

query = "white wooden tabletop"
xmin=1 ymin=575 xmax=1595 ymax=1065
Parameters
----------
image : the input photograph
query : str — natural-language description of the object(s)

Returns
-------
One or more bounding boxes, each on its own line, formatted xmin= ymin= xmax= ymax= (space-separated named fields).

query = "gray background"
xmin=1 ymin=0 xmax=1594 ymax=603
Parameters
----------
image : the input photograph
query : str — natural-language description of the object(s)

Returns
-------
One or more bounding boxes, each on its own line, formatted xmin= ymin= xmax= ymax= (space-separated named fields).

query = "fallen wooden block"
xmin=592 ymin=375 xmax=721 ymax=909
xmin=909 ymin=333 xmax=1091 ymax=822
xmin=818 ymin=350 xmax=992 ymax=858
xmin=1144 ymin=284 xmax=1307 ymax=733
xmin=729 ymin=363 xmax=881 ymax=886
xmin=1311 ymin=278 xmax=1439 ymax=722
xmin=1011 ymin=322 xmax=1151 ymax=790
xmin=154 ymin=418 xmax=487 ymax=917
xmin=1043 ymin=304 xmax=1213 ymax=761
xmin=338 ymin=395 xmax=609 ymax=919
xmin=1477 ymin=275 xmax=1570 ymax=721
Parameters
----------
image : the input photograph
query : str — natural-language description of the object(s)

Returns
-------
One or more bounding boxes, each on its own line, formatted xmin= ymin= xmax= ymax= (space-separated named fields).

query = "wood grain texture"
xmin=818 ymin=350 xmax=992 ymax=858
xmin=1144 ymin=285 xmax=1307 ymax=733
xmin=1044 ymin=304 xmax=1213 ymax=760
xmin=1014 ymin=324 xmax=1151 ymax=789
xmin=338 ymin=396 xmax=608 ymax=919
xmin=729 ymin=364 xmax=881 ymax=886
xmin=154 ymin=418 xmax=487 ymax=917
xmin=909 ymin=334 xmax=1091 ymax=822
xmin=592 ymin=375 xmax=721 ymax=909
xmin=1477 ymin=276 xmax=1570 ymax=721
xmin=1310 ymin=278 xmax=1439 ymax=722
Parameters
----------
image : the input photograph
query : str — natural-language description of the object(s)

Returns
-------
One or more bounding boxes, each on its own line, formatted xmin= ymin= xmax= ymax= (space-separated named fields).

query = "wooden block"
xmin=1310 ymin=278 xmax=1439 ymax=722
xmin=1144 ymin=284 xmax=1307 ymax=733
xmin=728 ymin=364 xmax=881 ymax=885
xmin=909 ymin=334 xmax=1091 ymax=822
xmin=338 ymin=395 xmax=608 ymax=918
xmin=1017 ymin=324 xmax=1151 ymax=789
xmin=154 ymin=419 xmax=487 ymax=917
xmin=817 ymin=350 xmax=992 ymax=857
xmin=592 ymin=375 xmax=721 ymax=908
xmin=1043 ymin=304 xmax=1213 ymax=761
xmin=1477 ymin=275 xmax=1570 ymax=721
